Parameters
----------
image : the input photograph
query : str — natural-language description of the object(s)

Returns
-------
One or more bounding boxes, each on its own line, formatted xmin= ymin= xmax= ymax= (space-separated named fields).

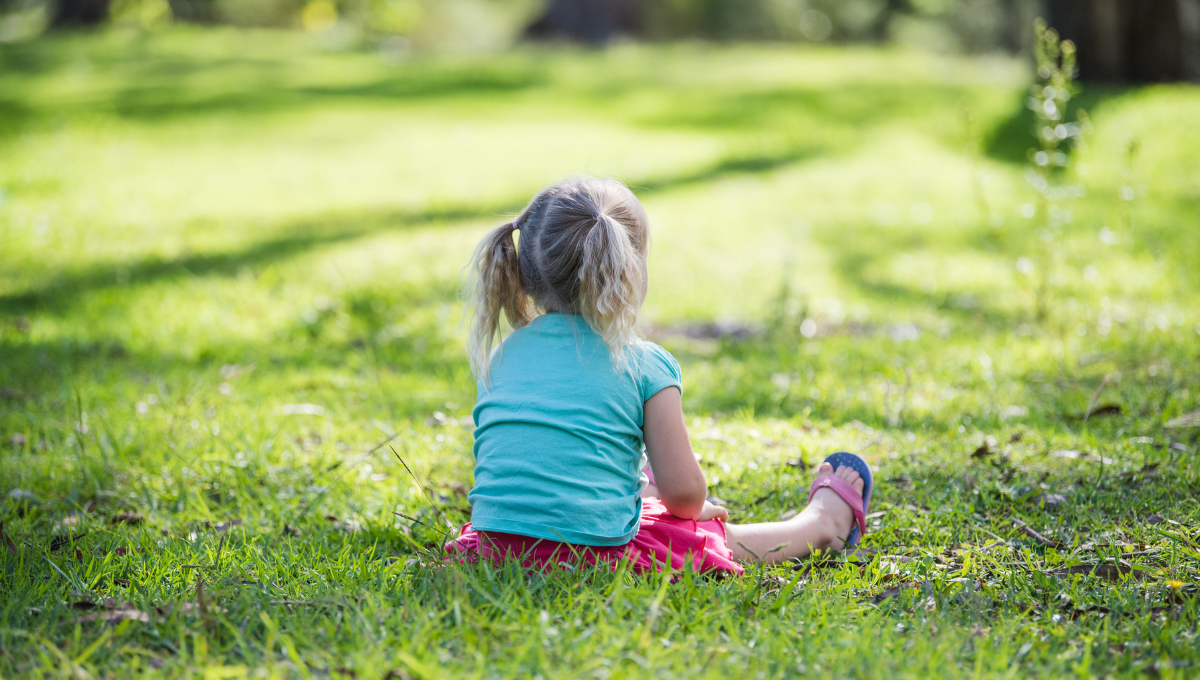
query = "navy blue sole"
xmin=822 ymin=451 xmax=873 ymax=547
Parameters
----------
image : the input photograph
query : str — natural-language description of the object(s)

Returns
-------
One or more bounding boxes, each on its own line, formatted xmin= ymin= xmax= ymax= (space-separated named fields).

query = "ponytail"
xmin=465 ymin=177 xmax=649 ymax=383
xmin=579 ymin=213 xmax=644 ymax=372
xmin=467 ymin=221 xmax=531 ymax=384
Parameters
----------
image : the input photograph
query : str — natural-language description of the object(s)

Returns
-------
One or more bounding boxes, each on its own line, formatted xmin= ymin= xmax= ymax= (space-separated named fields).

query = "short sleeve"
xmin=634 ymin=342 xmax=682 ymax=402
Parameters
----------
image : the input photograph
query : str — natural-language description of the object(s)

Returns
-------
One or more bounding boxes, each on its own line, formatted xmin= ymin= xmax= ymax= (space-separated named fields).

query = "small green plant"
xmin=1116 ymin=136 xmax=1140 ymax=234
xmin=766 ymin=249 xmax=808 ymax=343
xmin=1024 ymin=19 xmax=1091 ymax=323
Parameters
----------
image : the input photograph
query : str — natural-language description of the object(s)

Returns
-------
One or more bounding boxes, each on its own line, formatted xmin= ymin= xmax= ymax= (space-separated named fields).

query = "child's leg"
xmin=724 ymin=463 xmax=863 ymax=563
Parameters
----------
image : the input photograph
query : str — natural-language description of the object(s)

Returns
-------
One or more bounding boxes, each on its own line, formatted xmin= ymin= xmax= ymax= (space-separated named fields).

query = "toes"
xmin=832 ymin=466 xmax=866 ymax=495
xmin=816 ymin=462 xmax=834 ymax=477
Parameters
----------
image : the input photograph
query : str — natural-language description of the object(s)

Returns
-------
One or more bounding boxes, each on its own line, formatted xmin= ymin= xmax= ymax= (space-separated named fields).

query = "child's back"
xmin=470 ymin=313 xmax=680 ymax=545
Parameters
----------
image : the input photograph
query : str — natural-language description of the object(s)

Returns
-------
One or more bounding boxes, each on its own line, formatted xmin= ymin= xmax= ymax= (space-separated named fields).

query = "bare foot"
xmin=792 ymin=462 xmax=864 ymax=549
xmin=721 ymin=461 xmax=868 ymax=562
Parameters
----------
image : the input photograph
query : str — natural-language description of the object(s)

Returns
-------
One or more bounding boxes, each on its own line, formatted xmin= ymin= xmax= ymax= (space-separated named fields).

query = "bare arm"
xmin=643 ymin=387 xmax=728 ymax=522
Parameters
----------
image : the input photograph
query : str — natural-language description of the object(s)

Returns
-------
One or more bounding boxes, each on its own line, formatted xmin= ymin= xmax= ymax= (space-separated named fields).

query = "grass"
xmin=2 ymin=26 xmax=1199 ymax=678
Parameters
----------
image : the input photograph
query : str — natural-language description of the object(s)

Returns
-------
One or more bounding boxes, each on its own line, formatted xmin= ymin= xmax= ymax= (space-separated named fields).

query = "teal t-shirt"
xmin=469 ymin=313 xmax=683 ymax=546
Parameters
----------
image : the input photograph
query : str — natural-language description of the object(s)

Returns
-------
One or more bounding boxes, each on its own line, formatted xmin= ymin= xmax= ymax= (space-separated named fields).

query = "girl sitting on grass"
xmin=446 ymin=177 xmax=872 ymax=573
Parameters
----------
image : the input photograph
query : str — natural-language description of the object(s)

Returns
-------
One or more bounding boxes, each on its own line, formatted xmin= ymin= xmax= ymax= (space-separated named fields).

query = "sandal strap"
xmin=808 ymin=476 xmax=866 ymax=539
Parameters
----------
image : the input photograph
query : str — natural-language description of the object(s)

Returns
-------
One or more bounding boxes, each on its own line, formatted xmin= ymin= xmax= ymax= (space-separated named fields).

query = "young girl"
xmin=446 ymin=177 xmax=872 ymax=574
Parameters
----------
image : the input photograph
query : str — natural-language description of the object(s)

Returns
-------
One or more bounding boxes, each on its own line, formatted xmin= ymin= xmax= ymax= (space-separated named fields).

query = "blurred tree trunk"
xmin=50 ymin=0 xmax=112 ymax=27
xmin=1046 ymin=0 xmax=1200 ymax=82
xmin=525 ymin=0 xmax=642 ymax=43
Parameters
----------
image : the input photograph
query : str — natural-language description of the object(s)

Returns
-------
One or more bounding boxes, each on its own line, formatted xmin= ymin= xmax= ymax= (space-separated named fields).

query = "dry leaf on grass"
xmin=844 ymin=547 xmax=877 ymax=562
xmin=172 ymin=602 xmax=227 ymax=615
xmin=278 ymin=403 xmax=325 ymax=416
xmin=49 ymin=533 xmax=86 ymax=551
xmin=110 ymin=511 xmax=144 ymax=525
xmin=2 ymin=521 xmax=17 ymax=555
xmin=1031 ymin=493 xmax=1068 ymax=508
xmin=1014 ymin=519 xmax=1067 ymax=549
xmin=325 ymin=515 xmax=361 ymax=533
xmin=1068 ymin=605 xmax=1111 ymax=619
xmin=219 ymin=363 xmax=256 ymax=380
xmin=55 ymin=513 xmax=83 ymax=530
xmin=1065 ymin=403 xmax=1123 ymax=421
xmin=1052 ymin=450 xmax=1114 ymax=464
xmin=1120 ymin=463 xmax=1160 ymax=480
xmin=73 ymin=608 xmax=151 ymax=624
xmin=752 ymin=489 xmax=777 ymax=505
xmin=0 ymin=387 xmax=24 ymax=400
xmin=68 ymin=600 xmax=151 ymax=625
xmin=8 ymin=489 xmax=38 ymax=506
xmin=1164 ymin=410 xmax=1200 ymax=428
xmin=871 ymin=583 xmax=918 ymax=604
xmin=213 ymin=519 xmax=243 ymax=532
xmin=1052 ymin=563 xmax=1146 ymax=582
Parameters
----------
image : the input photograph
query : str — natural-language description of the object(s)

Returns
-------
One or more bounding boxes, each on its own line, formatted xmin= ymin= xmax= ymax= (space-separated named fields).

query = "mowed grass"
xmin=2 ymin=27 xmax=1200 ymax=678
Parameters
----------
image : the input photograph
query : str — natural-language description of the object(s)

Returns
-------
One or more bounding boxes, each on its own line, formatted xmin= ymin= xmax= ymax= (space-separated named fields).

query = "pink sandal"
xmin=808 ymin=451 xmax=873 ymax=547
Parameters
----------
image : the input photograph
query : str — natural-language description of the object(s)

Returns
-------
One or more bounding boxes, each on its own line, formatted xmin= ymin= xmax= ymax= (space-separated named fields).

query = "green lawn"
xmin=2 ymin=27 xmax=1199 ymax=678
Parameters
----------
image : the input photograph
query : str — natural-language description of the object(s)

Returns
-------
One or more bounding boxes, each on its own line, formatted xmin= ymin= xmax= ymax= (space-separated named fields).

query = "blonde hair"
xmin=467 ymin=177 xmax=649 ymax=383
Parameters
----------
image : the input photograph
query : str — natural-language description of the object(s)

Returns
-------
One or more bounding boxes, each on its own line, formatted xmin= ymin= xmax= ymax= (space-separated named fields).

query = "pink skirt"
xmin=445 ymin=498 xmax=744 ymax=575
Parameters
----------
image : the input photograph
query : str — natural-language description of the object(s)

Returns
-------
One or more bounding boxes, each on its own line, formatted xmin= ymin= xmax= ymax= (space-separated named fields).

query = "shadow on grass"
xmin=105 ymin=67 xmax=547 ymax=122
xmin=638 ymin=83 xmax=982 ymax=133
xmin=0 ymin=287 xmax=473 ymax=417
xmin=631 ymin=144 xmax=823 ymax=194
xmin=833 ymin=248 xmax=1026 ymax=329
xmin=0 ymin=202 xmax=504 ymax=315
xmin=983 ymin=87 xmax=1129 ymax=164
xmin=2 ymin=33 xmax=1029 ymax=157
xmin=0 ymin=98 xmax=37 ymax=137
xmin=819 ymin=225 xmax=1028 ymax=329
xmin=1 ymin=146 xmax=822 ymax=316
xmin=0 ymin=38 xmax=548 ymax=139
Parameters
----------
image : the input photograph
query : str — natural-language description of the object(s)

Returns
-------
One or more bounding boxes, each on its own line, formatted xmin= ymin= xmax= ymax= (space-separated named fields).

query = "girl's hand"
xmin=697 ymin=501 xmax=729 ymax=523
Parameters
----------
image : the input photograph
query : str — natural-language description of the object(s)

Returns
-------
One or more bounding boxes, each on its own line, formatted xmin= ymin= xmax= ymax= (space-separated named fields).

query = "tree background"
xmin=0 ymin=0 xmax=1196 ymax=81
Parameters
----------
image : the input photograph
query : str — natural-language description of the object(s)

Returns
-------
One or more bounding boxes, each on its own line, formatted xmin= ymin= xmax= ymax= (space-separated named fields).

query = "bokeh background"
xmin=2 ymin=0 xmax=1197 ymax=400
xmin=2 ymin=1 xmax=1198 ymax=473
xmin=2 ymin=1 xmax=1200 ymax=677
